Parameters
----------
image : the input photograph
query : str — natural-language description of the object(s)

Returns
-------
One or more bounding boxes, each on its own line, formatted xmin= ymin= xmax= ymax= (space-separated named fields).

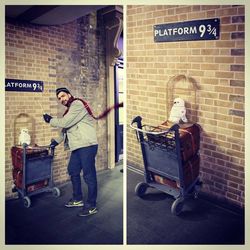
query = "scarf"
xmin=63 ymin=97 xmax=123 ymax=119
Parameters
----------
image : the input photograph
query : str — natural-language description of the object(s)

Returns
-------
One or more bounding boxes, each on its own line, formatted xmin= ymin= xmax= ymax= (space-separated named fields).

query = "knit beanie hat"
xmin=56 ymin=87 xmax=71 ymax=96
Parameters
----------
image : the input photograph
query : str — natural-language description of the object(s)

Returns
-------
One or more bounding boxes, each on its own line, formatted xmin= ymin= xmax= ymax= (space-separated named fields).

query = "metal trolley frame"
xmin=12 ymin=144 xmax=60 ymax=208
xmin=130 ymin=116 xmax=202 ymax=215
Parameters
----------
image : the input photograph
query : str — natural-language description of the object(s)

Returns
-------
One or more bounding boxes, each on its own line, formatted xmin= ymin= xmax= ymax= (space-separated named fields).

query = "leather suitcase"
xmin=11 ymin=146 xmax=49 ymax=192
xmin=153 ymin=173 xmax=178 ymax=188
xmin=148 ymin=121 xmax=200 ymax=162
xmin=152 ymin=154 xmax=200 ymax=188
xmin=12 ymin=168 xmax=49 ymax=192
xmin=11 ymin=146 xmax=48 ymax=170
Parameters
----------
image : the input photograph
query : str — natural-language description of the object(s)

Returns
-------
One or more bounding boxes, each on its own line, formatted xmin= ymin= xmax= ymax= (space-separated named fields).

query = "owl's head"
xmin=173 ymin=98 xmax=185 ymax=107
xmin=21 ymin=128 xmax=29 ymax=134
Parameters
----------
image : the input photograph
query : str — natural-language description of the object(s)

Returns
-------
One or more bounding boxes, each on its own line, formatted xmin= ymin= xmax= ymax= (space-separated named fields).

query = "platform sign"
xmin=5 ymin=79 xmax=44 ymax=92
xmin=154 ymin=18 xmax=220 ymax=42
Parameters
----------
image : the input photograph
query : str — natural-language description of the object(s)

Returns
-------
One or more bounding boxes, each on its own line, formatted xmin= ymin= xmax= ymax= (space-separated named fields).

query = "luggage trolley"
xmin=11 ymin=113 xmax=60 ymax=208
xmin=130 ymin=116 xmax=202 ymax=215
xmin=11 ymin=144 xmax=61 ymax=208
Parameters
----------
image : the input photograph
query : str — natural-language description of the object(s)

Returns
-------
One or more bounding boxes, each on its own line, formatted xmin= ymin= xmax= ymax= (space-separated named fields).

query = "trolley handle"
xmin=22 ymin=144 xmax=55 ymax=157
xmin=130 ymin=123 xmax=180 ymax=136
xmin=36 ymin=145 xmax=55 ymax=157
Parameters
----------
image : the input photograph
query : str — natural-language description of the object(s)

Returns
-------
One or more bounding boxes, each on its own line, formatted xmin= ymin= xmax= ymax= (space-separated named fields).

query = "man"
xmin=43 ymin=87 xmax=98 ymax=217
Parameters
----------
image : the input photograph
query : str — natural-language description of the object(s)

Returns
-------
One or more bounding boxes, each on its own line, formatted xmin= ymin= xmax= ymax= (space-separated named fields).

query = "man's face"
xmin=57 ymin=92 xmax=71 ymax=106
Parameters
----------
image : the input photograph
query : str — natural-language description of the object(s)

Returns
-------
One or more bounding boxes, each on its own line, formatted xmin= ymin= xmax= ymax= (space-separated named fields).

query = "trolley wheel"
xmin=23 ymin=196 xmax=31 ymax=208
xmin=18 ymin=192 xmax=23 ymax=200
xmin=193 ymin=191 xmax=199 ymax=199
xmin=192 ymin=181 xmax=202 ymax=199
xmin=135 ymin=182 xmax=148 ymax=197
xmin=171 ymin=197 xmax=184 ymax=216
xmin=52 ymin=187 xmax=61 ymax=197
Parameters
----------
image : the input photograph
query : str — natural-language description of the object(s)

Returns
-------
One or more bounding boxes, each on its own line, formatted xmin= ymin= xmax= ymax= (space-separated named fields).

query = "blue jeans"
xmin=67 ymin=145 xmax=98 ymax=207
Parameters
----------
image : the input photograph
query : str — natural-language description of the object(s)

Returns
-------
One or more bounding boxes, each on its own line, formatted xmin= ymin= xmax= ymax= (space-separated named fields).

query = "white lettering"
xmin=154 ymin=29 xmax=159 ymax=36
xmin=156 ymin=26 xmax=198 ymax=38
xmin=189 ymin=26 xmax=197 ymax=34
xmin=173 ymin=28 xmax=177 ymax=35
xmin=178 ymin=28 xmax=183 ymax=35
xmin=6 ymin=81 xmax=33 ymax=89
xmin=33 ymin=83 xmax=37 ymax=90
xmin=157 ymin=29 xmax=169 ymax=36
xmin=183 ymin=27 xmax=189 ymax=34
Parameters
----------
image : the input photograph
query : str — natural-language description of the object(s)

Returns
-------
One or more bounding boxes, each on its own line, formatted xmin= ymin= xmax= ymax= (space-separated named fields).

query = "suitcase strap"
xmin=179 ymin=129 xmax=196 ymax=154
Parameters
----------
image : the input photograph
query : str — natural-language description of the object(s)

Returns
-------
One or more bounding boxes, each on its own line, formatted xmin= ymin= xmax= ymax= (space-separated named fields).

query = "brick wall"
xmin=127 ymin=5 xmax=245 ymax=208
xmin=5 ymin=12 xmax=108 ymax=198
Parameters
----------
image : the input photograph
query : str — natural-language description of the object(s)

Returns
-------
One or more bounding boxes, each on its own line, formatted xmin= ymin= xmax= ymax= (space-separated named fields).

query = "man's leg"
xmin=65 ymin=150 xmax=84 ymax=207
xmin=78 ymin=145 xmax=98 ymax=216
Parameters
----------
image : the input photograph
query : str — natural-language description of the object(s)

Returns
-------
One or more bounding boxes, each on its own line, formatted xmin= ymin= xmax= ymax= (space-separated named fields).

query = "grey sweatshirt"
xmin=50 ymin=100 xmax=98 ymax=151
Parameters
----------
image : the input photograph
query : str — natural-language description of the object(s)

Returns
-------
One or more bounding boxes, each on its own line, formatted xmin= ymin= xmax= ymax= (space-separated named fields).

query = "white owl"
xmin=18 ymin=128 xmax=31 ymax=146
xmin=168 ymin=97 xmax=188 ymax=123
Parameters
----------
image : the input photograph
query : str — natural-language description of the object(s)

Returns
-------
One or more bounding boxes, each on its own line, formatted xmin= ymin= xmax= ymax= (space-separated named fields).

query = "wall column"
xmin=101 ymin=6 xmax=123 ymax=169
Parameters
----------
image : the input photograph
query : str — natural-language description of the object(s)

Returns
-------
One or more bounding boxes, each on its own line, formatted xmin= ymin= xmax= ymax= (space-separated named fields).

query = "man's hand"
xmin=50 ymin=139 xmax=59 ymax=149
xmin=43 ymin=113 xmax=52 ymax=123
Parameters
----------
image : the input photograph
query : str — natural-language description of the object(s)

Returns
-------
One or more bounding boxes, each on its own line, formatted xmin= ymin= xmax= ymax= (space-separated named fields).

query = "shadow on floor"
xmin=127 ymin=167 xmax=244 ymax=244
xmin=5 ymin=165 xmax=123 ymax=245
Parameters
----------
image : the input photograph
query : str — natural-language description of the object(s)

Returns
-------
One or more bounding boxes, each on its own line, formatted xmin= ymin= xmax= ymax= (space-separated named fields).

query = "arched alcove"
xmin=167 ymin=74 xmax=199 ymax=123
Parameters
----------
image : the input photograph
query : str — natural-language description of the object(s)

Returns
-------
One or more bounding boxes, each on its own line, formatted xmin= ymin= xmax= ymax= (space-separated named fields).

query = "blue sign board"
xmin=154 ymin=18 xmax=220 ymax=42
xmin=5 ymin=79 xmax=44 ymax=92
